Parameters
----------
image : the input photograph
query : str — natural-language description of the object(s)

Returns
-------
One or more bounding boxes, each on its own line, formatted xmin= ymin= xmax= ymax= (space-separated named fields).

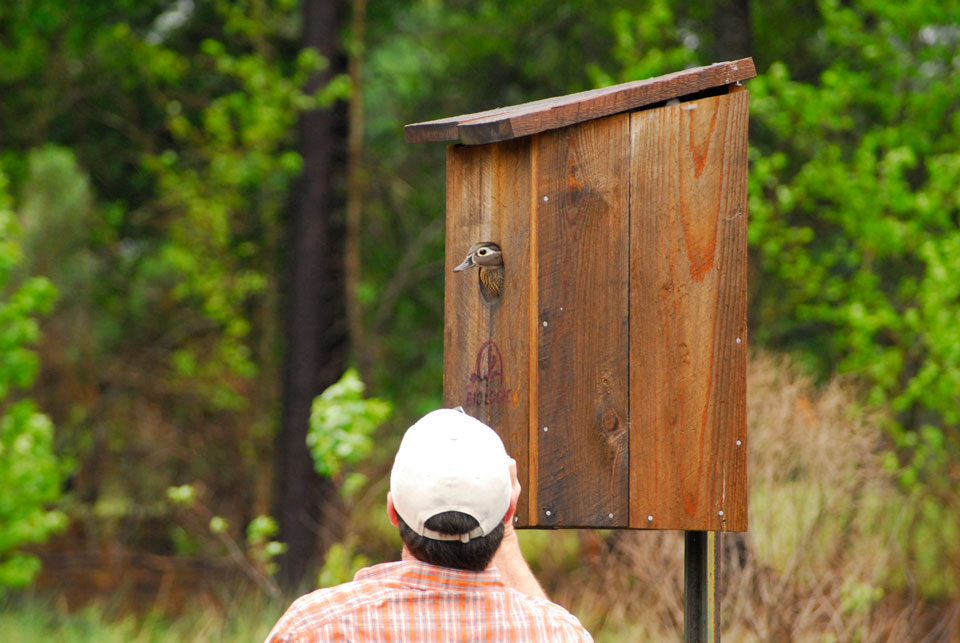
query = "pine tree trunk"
xmin=345 ymin=0 xmax=367 ymax=371
xmin=276 ymin=0 xmax=348 ymax=592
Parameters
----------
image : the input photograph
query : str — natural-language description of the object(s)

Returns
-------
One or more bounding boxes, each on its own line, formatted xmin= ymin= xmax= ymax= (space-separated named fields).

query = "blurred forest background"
xmin=2 ymin=0 xmax=960 ymax=640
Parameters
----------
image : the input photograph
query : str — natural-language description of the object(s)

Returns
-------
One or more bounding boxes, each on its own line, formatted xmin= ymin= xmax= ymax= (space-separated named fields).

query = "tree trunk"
xmin=345 ymin=0 xmax=367 ymax=373
xmin=712 ymin=0 xmax=752 ymax=61
xmin=276 ymin=0 xmax=348 ymax=592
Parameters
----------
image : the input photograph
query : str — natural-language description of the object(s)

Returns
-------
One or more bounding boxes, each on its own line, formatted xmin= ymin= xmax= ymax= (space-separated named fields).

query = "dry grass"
xmin=526 ymin=351 xmax=960 ymax=642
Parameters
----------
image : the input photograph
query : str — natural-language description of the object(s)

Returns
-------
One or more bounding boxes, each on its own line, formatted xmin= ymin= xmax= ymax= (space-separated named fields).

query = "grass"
xmin=0 ymin=593 xmax=284 ymax=642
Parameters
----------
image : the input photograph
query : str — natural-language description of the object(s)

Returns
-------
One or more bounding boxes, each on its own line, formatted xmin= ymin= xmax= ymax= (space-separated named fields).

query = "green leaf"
xmin=307 ymin=369 xmax=392 ymax=479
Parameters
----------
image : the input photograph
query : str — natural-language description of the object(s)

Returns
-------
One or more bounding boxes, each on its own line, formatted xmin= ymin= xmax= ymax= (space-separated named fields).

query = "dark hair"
xmin=397 ymin=511 xmax=504 ymax=571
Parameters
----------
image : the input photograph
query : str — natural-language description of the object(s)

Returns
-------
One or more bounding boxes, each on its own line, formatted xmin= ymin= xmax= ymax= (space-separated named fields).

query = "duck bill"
xmin=453 ymin=256 xmax=475 ymax=272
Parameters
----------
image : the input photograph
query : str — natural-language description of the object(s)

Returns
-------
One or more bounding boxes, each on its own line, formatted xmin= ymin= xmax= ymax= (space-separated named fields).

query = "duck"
xmin=453 ymin=242 xmax=504 ymax=303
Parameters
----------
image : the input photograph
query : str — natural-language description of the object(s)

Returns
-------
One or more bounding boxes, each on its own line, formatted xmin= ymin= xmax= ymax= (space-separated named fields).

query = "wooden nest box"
xmin=405 ymin=59 xmax=755 ymax=532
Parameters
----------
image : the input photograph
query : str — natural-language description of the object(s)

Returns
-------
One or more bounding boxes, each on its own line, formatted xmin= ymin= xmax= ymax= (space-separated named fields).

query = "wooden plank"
xmin=525 ymin=138 xmax=541 ymax=526
xmin=405 ymin=59 xmax=755 ymax=145
xmin=534 ymin=115 xmax=630 ymax=528
xmin=442 ymin=139 xmax=537 ymax=526
xmin=629 ymin=91 xmax=749 ymax=531
xmin=404 ymin=96 xmax=568 ymax=144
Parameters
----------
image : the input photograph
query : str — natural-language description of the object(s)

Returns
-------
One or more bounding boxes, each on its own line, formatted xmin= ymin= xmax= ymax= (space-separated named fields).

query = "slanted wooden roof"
xmin=405 ymin=58 xmax=755 ymax=146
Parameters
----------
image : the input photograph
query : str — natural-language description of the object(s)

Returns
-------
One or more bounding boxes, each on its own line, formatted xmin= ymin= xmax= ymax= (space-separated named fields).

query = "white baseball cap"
xmin=390 ymin=409 xmax=512 ymax=543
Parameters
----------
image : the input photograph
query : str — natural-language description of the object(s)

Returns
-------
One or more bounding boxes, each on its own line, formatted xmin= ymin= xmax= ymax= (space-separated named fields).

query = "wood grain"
xmin=405 ymin=59 xmax=755 ymax=145
xmin=443 ymin=139 xmax=537 ymax=526
xmin=534 ymin=115 xmax=631 ymax=527
xmin=629 ymin=92 xmax=749 ymax=531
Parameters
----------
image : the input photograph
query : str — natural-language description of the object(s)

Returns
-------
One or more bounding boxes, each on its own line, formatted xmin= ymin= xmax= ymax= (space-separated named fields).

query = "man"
xmin=265 ymin=408 xmax=593 ymax=642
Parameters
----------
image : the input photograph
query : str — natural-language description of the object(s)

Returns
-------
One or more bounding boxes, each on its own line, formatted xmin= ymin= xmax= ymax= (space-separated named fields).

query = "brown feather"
xmin=479 ymin=266 xmax=504 ymax=303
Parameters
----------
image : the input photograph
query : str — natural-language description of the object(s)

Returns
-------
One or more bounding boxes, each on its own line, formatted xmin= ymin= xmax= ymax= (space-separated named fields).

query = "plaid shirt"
xmin=264 ymin=560 xmax=593 ymax=642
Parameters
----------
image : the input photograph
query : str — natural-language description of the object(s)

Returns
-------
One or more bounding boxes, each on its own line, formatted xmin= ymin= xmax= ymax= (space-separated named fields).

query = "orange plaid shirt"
xmin=264 ymin=560 xmax=593 ymax=642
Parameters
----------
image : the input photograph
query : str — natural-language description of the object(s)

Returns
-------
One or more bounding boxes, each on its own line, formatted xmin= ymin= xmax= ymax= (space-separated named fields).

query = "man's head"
xmin=387 ymin=409 xmax=515 ymax=571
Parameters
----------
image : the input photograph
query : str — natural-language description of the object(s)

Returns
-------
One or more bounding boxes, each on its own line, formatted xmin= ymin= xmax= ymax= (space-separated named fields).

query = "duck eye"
xmin=477 ymin=248 xmax=488 ymax=255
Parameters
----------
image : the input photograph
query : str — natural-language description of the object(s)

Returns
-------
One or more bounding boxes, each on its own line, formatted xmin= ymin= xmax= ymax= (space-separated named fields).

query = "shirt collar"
xmin=355 ymin=560 xmax=506 ymax=592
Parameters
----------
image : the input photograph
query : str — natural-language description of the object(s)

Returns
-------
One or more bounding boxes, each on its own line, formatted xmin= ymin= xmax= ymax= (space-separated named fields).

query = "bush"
xmin=747 ymin=0 xmax=960 ymax=491
xmin=0 ymin=170 xmax=67 ymax=592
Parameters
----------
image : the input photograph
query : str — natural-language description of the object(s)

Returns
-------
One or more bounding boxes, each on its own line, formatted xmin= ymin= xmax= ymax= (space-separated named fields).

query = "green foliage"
xmin=317 ymin=542 xmax=370 ymax=589
xmin=141 ymin=13 xmax=336 ymax=410
xmin=165 ymin=482 xmax=287 ymax=586
xmin=747 ymin=0 xmax=960 ymax=489
xmin=245 ymin=515 xmax=287 ymax=576
xmin=0 ymin=1 xmax=354 ymax=560
xmin=246 ymin=515 xmax=278 ymax=546
xmin=208 ymin=515 xmax=229 ymax=534
xmin=307 ymin=368 xmax=391 ymax=496
xmin=0 ymin=171 xmax=67 ymax=591
xmin=18 ymin=146 xmax=96 ymax=285
xmin=889 ymin=491 xmax=960 ymax=597
xmin=165 ymin=484 xmax=196 ymax=506
xmin=586 ymin=2 xmax=697 ymax=86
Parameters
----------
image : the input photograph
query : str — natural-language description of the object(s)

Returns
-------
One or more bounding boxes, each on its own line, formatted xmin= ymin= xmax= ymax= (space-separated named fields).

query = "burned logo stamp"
xmin=465 ymin=340 xmax=511 ymax=407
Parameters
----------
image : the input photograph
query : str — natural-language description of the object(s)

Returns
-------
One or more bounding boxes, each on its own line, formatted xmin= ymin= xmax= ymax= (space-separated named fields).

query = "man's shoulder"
xmin=289 ymin=563 xmax=404 ymax=610
xmin=289 ymin=573 xmax=390 ymax=612
xmin=501 ymin=588 xmax=594 ymax=640
xmin=264 ymin=563 xmax=404 ymax=642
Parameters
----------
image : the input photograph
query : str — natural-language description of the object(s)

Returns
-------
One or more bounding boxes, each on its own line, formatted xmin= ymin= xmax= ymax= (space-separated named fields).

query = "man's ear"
xmin=503 ymin=493 xmax=518 ymax=525
xmin=386 ymin=492 xmax=400 ymax=528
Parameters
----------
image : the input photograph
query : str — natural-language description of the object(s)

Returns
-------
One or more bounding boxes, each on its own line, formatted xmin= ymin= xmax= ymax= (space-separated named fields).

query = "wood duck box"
xmin=406 ymin=59 xmax=755 ymax=532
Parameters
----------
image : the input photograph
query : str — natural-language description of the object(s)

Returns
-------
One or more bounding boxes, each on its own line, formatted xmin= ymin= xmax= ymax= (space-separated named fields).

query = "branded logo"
xmin=465 ymin=340 xmax=511 ymax=407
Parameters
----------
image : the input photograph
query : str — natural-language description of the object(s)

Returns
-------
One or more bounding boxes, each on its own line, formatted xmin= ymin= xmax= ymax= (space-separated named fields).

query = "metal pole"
xmin=684 ymin=531 xmax=721 ymax=642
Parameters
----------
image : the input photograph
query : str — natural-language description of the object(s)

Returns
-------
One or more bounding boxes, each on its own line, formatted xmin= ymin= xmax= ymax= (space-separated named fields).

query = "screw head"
xmin=545 ymin=510 xmax=552 ymax=517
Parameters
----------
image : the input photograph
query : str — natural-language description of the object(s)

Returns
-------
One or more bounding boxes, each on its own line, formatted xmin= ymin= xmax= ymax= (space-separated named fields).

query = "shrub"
xmin=0 ymin=170 xmax=67 ymax=592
